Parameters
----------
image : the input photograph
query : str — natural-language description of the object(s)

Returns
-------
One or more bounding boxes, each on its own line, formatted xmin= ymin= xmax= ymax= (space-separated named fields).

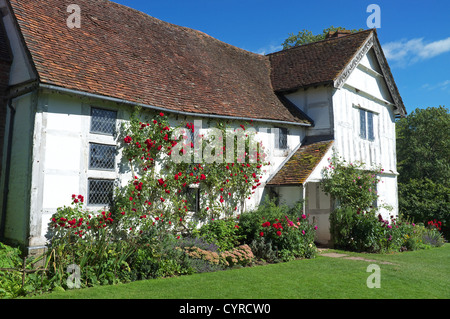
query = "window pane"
xmin=88 ymin=179 xmax=114 ymax=205
xmin=91 ymin=108 xmax=117 ymax=135
xmin=360 ymin=109 xmax=367 ymax=139
xmin=367 ymin=111 xmax=374 ymax=141
xmin=185 ymin=188 xmax=199 ymax=212
xmin=275 ymin=127 xmax=288 ymax=149
xmin=89 ymin=143 xmax=116 ymax=170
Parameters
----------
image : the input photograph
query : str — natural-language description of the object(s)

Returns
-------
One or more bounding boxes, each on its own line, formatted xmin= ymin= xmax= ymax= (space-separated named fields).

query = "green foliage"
xmin=0 ymin=242 xmax=24 ymax=299
xmin=128 ymin=230 xmax=194 ymax=280
xmin=396 ymin=106 xmax=450 ymax=185
xmin=321 ymin=153 xmax=382 ymax=211
xmin=281 ymin=26 xmax=364 ymax=49
xmin=398 ymin=178 xmax=450 ymax=238
xmin=192 ymin=217 xmax=243 ymax=251
xmin=329 ymin=207 xmax=446 ymax=253
xmin=396 ymin=106 xmax=450 ymax=238
xmin=238 ymin=200 xmax=317 ymax=261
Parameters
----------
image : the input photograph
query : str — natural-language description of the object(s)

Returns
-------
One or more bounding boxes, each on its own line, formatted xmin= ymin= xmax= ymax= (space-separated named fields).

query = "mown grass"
xmin=27 ymin=244 xmax=450 ymax=299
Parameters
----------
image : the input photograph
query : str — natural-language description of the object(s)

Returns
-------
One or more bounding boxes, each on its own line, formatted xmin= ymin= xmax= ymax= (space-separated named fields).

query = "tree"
xmin=396 ymin=106 xmax=450 ymax=185
xmin=281 ymin=26 xmax=364 ymax=50
xmin=396 ymin=106 xmax=450 ymax=238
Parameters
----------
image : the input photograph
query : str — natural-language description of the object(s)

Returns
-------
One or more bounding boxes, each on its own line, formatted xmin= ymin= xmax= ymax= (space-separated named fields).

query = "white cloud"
xmin=420 ymin=80 xmax=450 ymax=93
xmin=243 ymin=41 xmax=283 ymax=55
xmin=382 ymin=36 xmax=450 ymax=66
xmin=253 ymin=43 xmax=283 ymax=55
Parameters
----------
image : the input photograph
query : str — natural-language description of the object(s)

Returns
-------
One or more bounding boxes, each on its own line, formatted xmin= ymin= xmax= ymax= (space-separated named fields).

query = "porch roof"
xmin=266 ymin=138 xmax=333 ymax=186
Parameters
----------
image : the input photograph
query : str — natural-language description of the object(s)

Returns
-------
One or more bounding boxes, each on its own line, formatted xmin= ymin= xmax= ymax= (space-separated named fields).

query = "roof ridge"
xmin=266 ymin=28 xmax=374 ymax=56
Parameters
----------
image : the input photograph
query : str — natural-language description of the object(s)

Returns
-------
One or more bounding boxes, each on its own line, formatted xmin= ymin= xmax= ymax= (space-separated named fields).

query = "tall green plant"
xmin=320 ymin=153 xmax=382 ymax=212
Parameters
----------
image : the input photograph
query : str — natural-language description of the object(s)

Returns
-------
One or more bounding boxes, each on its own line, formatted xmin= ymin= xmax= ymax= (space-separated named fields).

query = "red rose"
xmin=276 ymin=231 xmax=282 ymax=236
xmin=124 ymin=136 xmax=132 ymax=143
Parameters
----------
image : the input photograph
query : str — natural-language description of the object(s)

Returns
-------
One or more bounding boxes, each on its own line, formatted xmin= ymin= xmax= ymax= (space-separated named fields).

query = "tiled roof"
xmin=268 ymin=30 xmax=374 ymax=92
xmin=7 ymin=0 xmax=311 ymax=124
xmin=266 ymin=138 xmax=334 ymax=186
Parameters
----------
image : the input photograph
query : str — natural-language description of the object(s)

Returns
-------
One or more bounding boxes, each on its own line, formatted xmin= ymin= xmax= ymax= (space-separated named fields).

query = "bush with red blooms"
xmin=114 ymin=107 xmax=268 ymax=234
xmin=238 ymin=200 xmax=317 ymax=261
xmin=427 ymin=219 xmax=442 ymax=232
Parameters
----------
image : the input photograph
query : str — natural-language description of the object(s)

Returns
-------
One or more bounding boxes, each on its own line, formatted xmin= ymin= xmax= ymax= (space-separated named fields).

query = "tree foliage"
xmin=396 ymin=106 xmax=450 ymax=238
xmin=281 ymin=26 xmax=363 ymax=49
xmin=396 ymin=106 xmax=450 ymax=185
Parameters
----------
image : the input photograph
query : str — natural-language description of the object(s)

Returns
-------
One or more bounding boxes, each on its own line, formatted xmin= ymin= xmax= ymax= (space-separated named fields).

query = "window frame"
xmin=274 ymin=127 xmax=288 ymax=150
xmin=86 ymin=106 xmax=118 ymax=208
xmin=359 ymin=108 xmax=375 ymax=142
xmin=184 ymin=187 xmax=200 ymax=213
xmin=90 ymin=107 xmax=117 ymax=136
xmin=88 ymin=142 xmax=116 ymax=171
xmin=87 ymin=178 xmax=115 ymax=206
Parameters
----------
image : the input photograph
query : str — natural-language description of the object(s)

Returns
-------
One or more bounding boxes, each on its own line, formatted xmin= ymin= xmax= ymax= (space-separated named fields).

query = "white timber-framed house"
xmin=0 ymin=0 xmax=406 ymax=254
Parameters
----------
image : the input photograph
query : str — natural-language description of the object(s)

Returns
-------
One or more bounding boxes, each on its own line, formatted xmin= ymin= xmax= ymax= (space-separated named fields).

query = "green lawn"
xmin=28 ymin=244 xmax=450 ymax=299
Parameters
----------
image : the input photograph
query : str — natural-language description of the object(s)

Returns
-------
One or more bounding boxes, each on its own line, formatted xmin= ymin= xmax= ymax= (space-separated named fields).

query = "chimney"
xmin=325 ymin=29 xmax=352 ymax=39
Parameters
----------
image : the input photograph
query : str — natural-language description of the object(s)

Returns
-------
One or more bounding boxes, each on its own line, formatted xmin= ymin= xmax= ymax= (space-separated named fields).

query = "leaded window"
xmin=359 ymin=109 xmax=375 ymax=141
xmin=89 ymin=143 xmax=116 ymax=170
xmin=90 ymin=107 xmax=117 ymax=135
xmin=88 ymin=179 xmax=115 ymax=206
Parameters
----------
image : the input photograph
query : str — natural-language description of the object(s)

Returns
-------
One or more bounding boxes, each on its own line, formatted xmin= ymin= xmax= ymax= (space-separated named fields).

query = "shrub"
xmin=239 ymin=200 xmax=317 ymax=261
xmin=128 ymin=230 xmax=194 ymax=280
xmin=321 ymin=154 xmax=382 ymax=212
xmin=399 ymin=179 xmax=450 ymax=240
xmin=249 ymin=236 xmax=278 ymax=263
xmin=192 ymin=217 xmax=244 ymax=252
xmin=0 ymin=242 xmax=24 ymax=299
xmin=330 ymin=206 xmax=446 ymax=253
xmin=220 ymin=244 xmax=254 ymax=267
xmin=183 ymin=244 xmax=254 ymax=268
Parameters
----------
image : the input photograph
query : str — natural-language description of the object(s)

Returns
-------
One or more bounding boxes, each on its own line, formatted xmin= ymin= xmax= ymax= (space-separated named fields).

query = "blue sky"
xmin=113 ymin=0 xmax=450 ymax=115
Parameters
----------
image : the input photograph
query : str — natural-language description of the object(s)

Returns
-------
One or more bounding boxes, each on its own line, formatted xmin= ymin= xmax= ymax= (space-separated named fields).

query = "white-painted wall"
xmin=277 ymin=47 xmax=400 ymax=245
xmin=331 ymin=48 xmax=399 ymax=219
xmin=25 ymin=91 xmax=307 ymax=246
xmin=284 ymin=86 xmax=333 ymax=137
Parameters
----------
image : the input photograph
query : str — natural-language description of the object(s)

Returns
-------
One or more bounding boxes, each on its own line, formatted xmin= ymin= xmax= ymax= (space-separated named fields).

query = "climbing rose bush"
xmin=115 ymin=107 xmax=269 ymax=232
